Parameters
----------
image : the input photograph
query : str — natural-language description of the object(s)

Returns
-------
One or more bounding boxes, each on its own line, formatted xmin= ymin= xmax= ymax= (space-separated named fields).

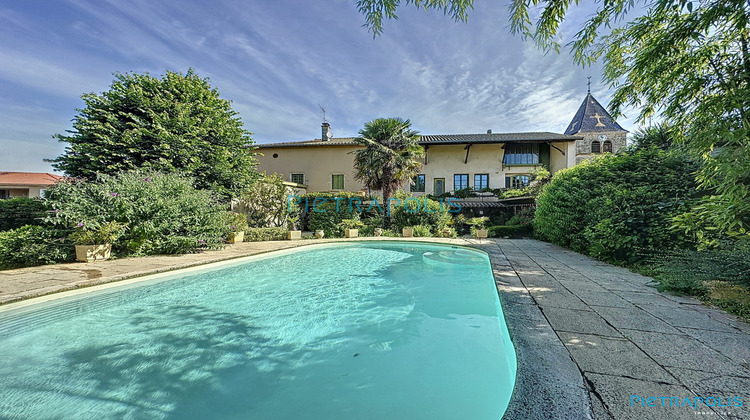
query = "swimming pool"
xmin=0 ymin=242 xmax=516 ymax=419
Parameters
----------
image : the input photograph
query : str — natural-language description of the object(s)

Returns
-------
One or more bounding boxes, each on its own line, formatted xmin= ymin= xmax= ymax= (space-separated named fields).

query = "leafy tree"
xmin=352 ymin=118 xmax=424 ymax=222
xmin=357 ymin=1 xmax=750 ymax=237
xmin=50 ymin=69 xmax=258 ymax=198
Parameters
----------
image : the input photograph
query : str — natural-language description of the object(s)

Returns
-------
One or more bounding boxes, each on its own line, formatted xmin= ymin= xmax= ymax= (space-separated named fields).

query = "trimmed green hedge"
xmin=534 ymin=148 xmax=698 ymax=264
xmin=306 ymin=201 xmax=359 ymax=238
xmin=0 ymin=225 xmax=75 ymax=269
xmin=489 ymin=224 xmax=533 ymax=239
xmin=245 ymin=227 xmax=287 ymax=241
xmin=0 ymin=198 xmax=49 ymax=231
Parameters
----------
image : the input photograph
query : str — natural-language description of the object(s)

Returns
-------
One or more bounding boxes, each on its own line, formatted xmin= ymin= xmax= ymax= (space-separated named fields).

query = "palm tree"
xmin=352 ymin=118 xmax=424 ymax=222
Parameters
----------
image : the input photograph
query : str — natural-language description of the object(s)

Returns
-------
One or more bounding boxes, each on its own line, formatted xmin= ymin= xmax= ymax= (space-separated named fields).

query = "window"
xmin=505 ymin=175 xmax=530 ymax=189
xmin=503 ymin=143 xmax=539 ymax=165
xmin=591 ymin=140 xmax=601 ymax=154
xmin=434 ymin=178 xmax=445 ymax=195
xmin=411 ymin=174 xmax=425 ymax=192
xmin=454 ymin=174 xmax=469 ymax=190
xmin=0 ymin=190 xmax=7 ymax=200
xmin=603 ymin=140 xmax=613 ymax=153
xmin=290 ymin=173 xmax=304 ymax=185
xmin=474 ymin=174 xmax=489 ymax=191
xmin=331 ymin=174 xmax=344 ymax=190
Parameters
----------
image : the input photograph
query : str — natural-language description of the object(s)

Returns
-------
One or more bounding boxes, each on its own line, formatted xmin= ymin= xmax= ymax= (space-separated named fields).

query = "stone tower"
xmin=564 ymin=93 xmax=628 ymax=164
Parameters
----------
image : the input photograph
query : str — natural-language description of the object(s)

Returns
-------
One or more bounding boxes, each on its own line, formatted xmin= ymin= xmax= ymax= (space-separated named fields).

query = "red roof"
xmin=0 ymin=172 xmax=65 ymax=186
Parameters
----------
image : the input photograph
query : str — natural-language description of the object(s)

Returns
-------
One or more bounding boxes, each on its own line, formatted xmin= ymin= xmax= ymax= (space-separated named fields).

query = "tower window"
xmin=603 ymin=140 xmax=613 ymax=153
xmin=591 ymin=140 xmax=601 ymax=154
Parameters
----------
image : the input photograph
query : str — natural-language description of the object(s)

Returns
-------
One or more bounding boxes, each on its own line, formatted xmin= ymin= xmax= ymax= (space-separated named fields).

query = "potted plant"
xmin=374 ymin=228 xmax=383 ymax=237
xmin=70 ymin=221 xmax=126 ymax=262
xmin=467 ymin=217 xmax=490 ymax=239
xmin=315 ymin=230 xmax=325 ymax=239
xmin=287 ymin=214 xmax=302 ymax=240
xmin=228 ymin=212 xmax=248 ymax=244
xmin=339 ymin=219 xmax=365 ymax=238
xmin=402 ymin=227 xmax=414 ymax=237
xmin=442 ymin=227 xmax=453 ymax=237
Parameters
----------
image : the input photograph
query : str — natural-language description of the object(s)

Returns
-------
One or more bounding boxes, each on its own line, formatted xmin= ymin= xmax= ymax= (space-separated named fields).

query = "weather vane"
xmin=317 ymin=103 xmax=327 ymax=123
xmin=587 ymin=76 xmax=591 ymax=94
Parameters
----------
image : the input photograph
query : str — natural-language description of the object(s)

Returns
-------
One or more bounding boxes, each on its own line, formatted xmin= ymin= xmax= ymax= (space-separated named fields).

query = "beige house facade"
xmin=256 ymin=93 xmax=626 ymax=195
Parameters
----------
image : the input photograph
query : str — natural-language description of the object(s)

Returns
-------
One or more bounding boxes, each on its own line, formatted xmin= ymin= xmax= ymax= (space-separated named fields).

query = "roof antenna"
xmin=587 ymin=76 xmax=591 ymax=94
xmin=317 ymin=103 xmax=327 ymax=123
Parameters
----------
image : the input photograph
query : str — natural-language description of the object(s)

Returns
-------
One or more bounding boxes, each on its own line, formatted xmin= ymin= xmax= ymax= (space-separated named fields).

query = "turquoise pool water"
xmin=0 ymin=242 xmax=516 ymax=419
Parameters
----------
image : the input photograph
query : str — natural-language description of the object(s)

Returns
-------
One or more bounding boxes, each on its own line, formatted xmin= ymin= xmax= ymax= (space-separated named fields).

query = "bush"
xmin=44 ymin=171 xmax=230 ymax=256
xmin=489 ymin=224 xmax=533 ymax=239
xmin=411 ymin=225 xmax=432 ymax=237
xmin=0 ymin=198 xmax=49 ymax=231
xmin=237 ymin=173 xmax=298 ymax=228
xmin=390 ymin=197 xmax=452 ymax=232
xmin=245 ymin=227 xmax=288 ymax=241
xmin=306 ymin=201 xmax=359 ymax=238
xmin=534 ymin=148 xmax=699 ymax=264
xmin=0 ymin=225 xmax=75 ymax=269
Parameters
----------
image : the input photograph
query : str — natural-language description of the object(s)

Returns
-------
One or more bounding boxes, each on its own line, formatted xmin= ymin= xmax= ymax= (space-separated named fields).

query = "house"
xmin=256 ymin=93 xmax=627 ymax=195
xmin=0 ymin=172 xmax=65 ymax=199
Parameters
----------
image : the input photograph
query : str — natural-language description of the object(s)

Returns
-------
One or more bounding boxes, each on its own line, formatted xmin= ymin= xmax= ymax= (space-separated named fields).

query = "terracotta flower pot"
xmin=288 ymin=230 xmax=302 ymax=240
xmin=402 ymin=228 xmax=414 ymax=238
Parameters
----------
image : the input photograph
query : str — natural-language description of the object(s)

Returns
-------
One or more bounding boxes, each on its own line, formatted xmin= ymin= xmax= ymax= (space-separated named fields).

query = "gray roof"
xmin=256 ymin=131 xmax=580 ymax=149
xmin=419 ymin=132 xmax=581 ymax=145
xmin=565 ymin=93 xmax=627 ymax=135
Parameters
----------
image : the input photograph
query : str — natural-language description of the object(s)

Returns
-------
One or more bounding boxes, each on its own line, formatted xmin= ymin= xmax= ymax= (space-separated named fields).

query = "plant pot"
xmin=345 ymin=228 xmax=359 ymax=238
xmin=288 ymin=230 xmax=302 ymax=240
xmin=229 ymin=231 xmax=245 ymax=244
xmin=442 ymin=228 xmax=452 ymax=237
xmin=402 ymin=228 xmax=413 ymax=238
xmin=315 ymin=230 xmax=325 ymax=239
xmin=75 ymin=244 xmax=112 ymax=262
xmin=374 ymin=228 xmax=383 ymax=237
xmin=474 ymin=229 xmax=488 ymax=239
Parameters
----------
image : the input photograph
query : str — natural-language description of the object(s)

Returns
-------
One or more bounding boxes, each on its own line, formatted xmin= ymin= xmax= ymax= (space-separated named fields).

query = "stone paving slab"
xmin=501 ymin=239 xmax=750 ymax=420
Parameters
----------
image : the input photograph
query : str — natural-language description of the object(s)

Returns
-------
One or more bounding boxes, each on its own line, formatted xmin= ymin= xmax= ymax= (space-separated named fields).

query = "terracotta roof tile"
xmin=0 ymin=172 xmax=65 ymax=186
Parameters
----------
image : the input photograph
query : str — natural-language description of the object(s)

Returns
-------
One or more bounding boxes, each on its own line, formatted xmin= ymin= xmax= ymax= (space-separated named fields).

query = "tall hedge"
xmin=534 ymin=148 xmax=699 ymax=264
xmin=0 ymin=197 xmax=49 ymax=231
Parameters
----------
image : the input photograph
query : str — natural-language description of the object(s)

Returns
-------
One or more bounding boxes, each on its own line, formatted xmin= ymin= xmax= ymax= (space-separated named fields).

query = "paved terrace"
xmin=0 ymin=238 xmax=748 ymax=419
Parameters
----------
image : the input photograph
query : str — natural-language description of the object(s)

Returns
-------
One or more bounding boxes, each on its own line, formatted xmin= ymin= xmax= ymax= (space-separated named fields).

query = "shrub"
xmin=0 ymin=225 xmax=75 ymax=269
xmin=489 ymin=224 xmax=533 ymax=239
xmin=534 ymin=148 xmax=698 ymax=264
xmin=306 ymin=201 xmax=359 ymax=238
xmin=0 ymin=197 xmax=49 ymax=231
xmin=411 ymin=225 xmax=432 ymax=237
xmin=69 ymin=221 xmax=127 ymax=245
xmin=44 ymin=170 xmax=230 ymax=256
xmin=245 ymin=227 xmax=287 ymax=241
xmin=237 ymin=173 xmax=299 ymax=228
xmin=390 ymin=197 xmax=452 ymax=232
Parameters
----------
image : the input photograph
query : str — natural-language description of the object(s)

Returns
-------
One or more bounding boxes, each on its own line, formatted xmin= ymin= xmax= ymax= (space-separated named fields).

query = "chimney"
xmin=321 ymin=122 xmax=332 ymax=142
xmin=487 ymin=129 xmax=492 ymax=134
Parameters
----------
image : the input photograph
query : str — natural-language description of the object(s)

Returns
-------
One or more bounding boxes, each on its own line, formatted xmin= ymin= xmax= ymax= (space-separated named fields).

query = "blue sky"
xmin=0 ymin=0 xmax=638 ymax=173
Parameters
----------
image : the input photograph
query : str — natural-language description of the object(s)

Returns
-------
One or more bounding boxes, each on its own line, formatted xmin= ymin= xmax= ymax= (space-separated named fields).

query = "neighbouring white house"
xmin=256 ymin=92 xmax=627 ymax=197
xmin=0 ymin=172 xmax=65 ymax=199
